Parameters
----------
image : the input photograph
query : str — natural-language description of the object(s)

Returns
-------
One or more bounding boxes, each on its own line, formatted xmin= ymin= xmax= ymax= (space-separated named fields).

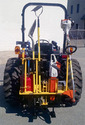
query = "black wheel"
xmin=3 ymin=58 xmax=22 ymax=105
xmin=62 ymin=59 xmax=83 ymax=106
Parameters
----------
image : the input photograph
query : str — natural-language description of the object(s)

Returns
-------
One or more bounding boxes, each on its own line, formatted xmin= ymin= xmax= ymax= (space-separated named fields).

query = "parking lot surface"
xmin=0 ymin=49 xmax=85 ymax=125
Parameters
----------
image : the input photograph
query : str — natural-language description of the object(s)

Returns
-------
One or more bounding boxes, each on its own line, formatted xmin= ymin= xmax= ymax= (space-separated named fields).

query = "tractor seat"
xmin=34 ymin=43 xmax=52 ymax=60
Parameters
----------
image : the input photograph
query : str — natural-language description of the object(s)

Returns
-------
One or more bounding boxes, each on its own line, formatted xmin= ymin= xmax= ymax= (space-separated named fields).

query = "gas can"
xmin=20 ymin=74 xmax=33 ymax=92
xmin=48 ymin=77 xmax=58 ymax=92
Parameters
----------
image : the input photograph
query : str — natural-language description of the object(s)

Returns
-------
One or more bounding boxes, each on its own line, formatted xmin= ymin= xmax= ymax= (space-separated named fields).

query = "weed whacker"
xmin=61 ymin=19 xmax=77 ymax=102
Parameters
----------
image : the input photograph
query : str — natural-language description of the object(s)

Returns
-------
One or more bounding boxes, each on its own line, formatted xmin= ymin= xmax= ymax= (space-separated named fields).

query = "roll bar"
xmin=21 ymin=2 xmax=68 ymax=53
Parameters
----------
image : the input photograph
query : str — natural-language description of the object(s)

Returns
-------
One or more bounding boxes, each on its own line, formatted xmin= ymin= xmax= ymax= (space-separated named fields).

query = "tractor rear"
xmin=3 ymin=3 xmax=82 ymax=112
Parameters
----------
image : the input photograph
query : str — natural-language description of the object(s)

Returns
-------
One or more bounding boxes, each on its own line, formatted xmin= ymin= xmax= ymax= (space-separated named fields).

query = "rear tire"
xmin=3 ymin=58 xmax=22 ymax=105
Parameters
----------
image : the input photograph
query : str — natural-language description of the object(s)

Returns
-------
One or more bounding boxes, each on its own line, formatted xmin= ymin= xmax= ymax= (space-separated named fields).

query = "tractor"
xmin=3 ymin=2 xmax=82 ymax=116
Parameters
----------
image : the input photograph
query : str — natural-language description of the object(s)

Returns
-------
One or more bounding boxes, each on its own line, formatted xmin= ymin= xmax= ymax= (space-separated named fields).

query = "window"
xmin=71 ymin=5 xmax=73 ymax=14
xmin=76 ymin=24 xmax=78 ymax=29
xmin=77 ymin=4 xmax=80 ymax=13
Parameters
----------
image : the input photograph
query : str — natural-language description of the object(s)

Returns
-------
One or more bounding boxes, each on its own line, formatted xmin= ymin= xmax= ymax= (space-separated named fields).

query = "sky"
xmin=0 ymin=0 xmax=67 ymax=51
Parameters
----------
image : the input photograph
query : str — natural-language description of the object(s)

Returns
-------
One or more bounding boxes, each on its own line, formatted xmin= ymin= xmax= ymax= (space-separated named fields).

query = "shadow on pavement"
xmin=0 ymin=84 xmax=73 ymax=123
xmin=0 ymin=85 xmax=52 ymax=123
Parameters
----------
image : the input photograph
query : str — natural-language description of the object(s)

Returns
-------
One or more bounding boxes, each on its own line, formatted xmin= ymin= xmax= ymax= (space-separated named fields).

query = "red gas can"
xmin=48 ymin=77 xmax=58 ymax=92
xmin=20 ymin=74 xmax=33 ymax=92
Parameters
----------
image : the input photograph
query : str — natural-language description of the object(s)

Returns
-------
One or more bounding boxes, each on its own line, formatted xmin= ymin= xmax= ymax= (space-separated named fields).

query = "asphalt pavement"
xmin=0 ymin=49 xmax=85 ymax=125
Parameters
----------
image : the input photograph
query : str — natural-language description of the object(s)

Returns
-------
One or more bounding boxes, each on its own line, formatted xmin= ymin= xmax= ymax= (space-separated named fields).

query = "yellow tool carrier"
xmin=18 ymin=3 xmax=78 ymax=105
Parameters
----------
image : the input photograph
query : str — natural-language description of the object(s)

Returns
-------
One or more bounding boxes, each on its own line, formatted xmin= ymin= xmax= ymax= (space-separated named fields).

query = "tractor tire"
xmin=3 ymin=58 xmax=22 ymax=105
xmin=62 ymin=59 xmax=83 ymax=106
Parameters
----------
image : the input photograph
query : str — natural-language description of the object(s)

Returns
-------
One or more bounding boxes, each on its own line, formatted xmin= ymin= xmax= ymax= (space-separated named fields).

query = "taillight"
xmin=15 ymin=46 xmax=20 ymax=54
xmin=70 ymin=47 xmax=73 ymax=53
xmin=62 ymin=55 xmax=67 ymax=59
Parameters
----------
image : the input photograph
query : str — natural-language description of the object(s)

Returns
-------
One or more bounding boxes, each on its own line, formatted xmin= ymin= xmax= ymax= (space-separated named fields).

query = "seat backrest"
xmin=35 ymin=43 xmax=52 ymax=60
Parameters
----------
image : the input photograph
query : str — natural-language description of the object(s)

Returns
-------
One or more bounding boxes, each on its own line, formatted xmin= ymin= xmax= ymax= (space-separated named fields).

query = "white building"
xmin=67 ymin=0 xmax=85 ymax=29
xmin=0 ymin=0 xmax=67 ymax=51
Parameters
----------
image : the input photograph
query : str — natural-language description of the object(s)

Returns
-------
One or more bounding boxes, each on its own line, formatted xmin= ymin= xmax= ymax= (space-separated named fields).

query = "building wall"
xmin=67 ymin=0 xmax=85 ymax=29
xmin=0 ymin=0 xmax=67 ymax=51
